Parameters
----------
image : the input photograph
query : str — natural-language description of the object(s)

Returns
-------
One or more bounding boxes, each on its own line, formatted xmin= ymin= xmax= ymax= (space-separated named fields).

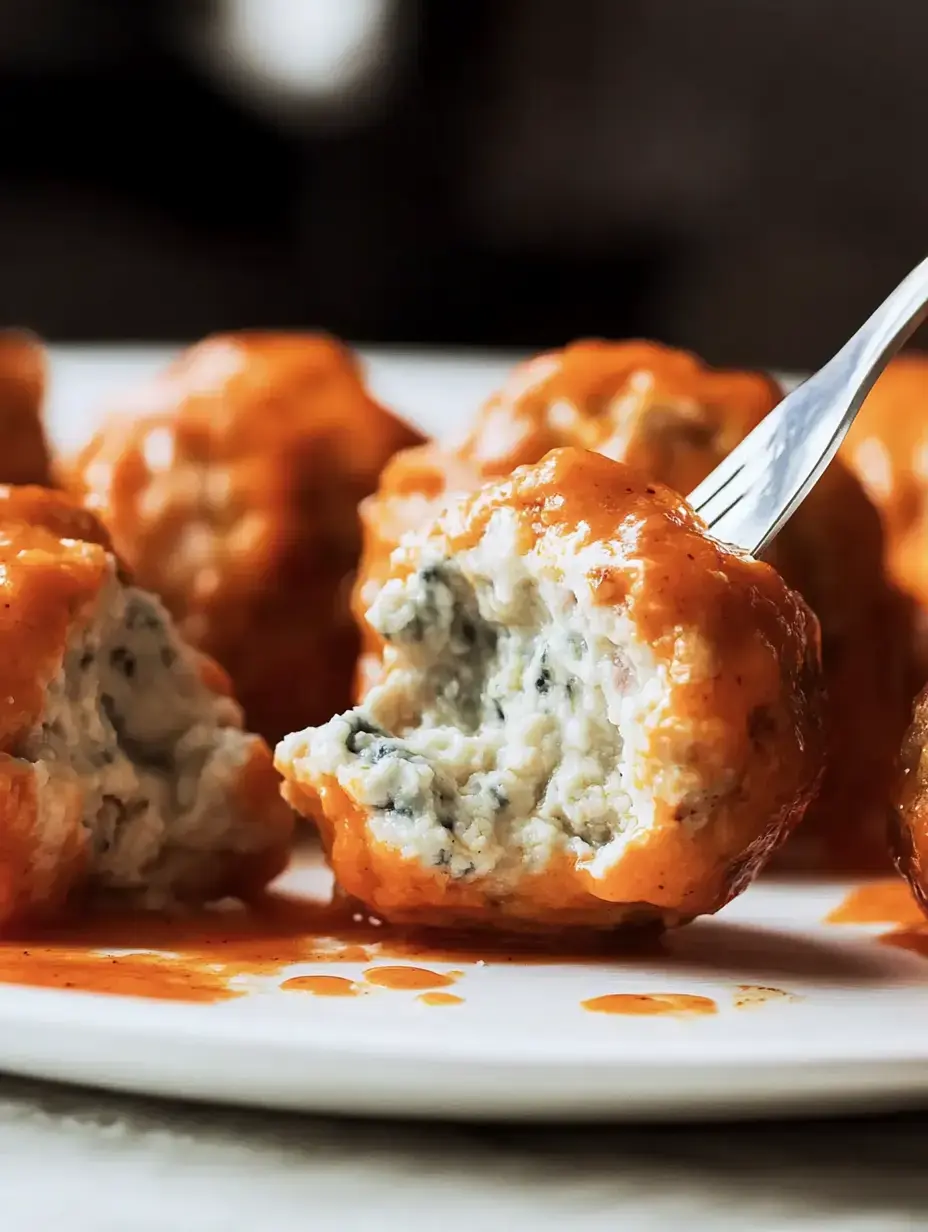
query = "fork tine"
xmin=690 ymin=257 xmax=928 ymax=555
xmin=696 ymin=448 xmax=768 ymax=530
xmin=688 ymin=404 xmax=781 ymax=516
xmin=702 ymin=487 xmax=747 ymax=533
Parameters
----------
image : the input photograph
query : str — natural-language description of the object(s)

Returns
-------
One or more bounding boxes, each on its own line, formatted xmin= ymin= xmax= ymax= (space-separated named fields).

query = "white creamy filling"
xmin=304 ymin=512 xmax=669 ymax=886
xmin=17 ymin=571 xmax=261 ymax=897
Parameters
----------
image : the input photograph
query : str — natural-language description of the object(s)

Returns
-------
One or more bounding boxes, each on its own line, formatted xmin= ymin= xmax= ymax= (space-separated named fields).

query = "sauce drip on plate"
xmin=0 ymin=893 xmax=366 ymax=1003
xmin=281 ymin=975 xmax=359 ymax=997
xmin=581 ymin=993 xmax=717 ymax=1017
xmin=825 ymin=880 xmax=924 ymax=927
xmin=0 ymin=886 xmax=666 ymax=1004
xmin=0 ymin=947 xmax=241 ymax=1003
xmin=363 ymin=966 xmax=457 ymax=991
xmin=417 ymin=992 xmax=464 ymax=1007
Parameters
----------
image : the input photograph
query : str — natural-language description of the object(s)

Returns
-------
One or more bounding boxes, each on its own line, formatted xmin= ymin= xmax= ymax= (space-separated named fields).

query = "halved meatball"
xmin=0 ymin=485 xmax=293 ymax=930
xmin=279 ymin=449 xmax=826 ymax=931
xmin=64 ymin=332 xmax=425 ymax=745
xmin=354 ymin=340 xmax=906 ymax=871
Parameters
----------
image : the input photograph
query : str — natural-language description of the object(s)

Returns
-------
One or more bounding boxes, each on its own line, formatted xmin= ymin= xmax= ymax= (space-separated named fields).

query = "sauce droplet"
xmin=581 ymin=993 xmax=717 ymax=1017
xmin=280 ymin=975 xmax=359 ymax=997
xmin=732 ymin=984 xmax=799 ymax=1010
xmin=417 ymin=992 xmax=464 ymax=1007
xmin=363 ymin=965 xmax=457 ymax=991
xmin=825 ymin=881 xmax=924 ymax=927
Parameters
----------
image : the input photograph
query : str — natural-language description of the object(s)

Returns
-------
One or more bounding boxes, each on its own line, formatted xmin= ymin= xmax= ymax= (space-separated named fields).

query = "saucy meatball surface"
xmin=355 ymin=340 xmax=907 ymax=871
xmin=843 ymin=353 xmax=928 ymax=685
xmin=279 ymin=449 xmax=826 ymax=931
xmin=0 ymin=484 xmax=293 ymax=931
xmin=0 ymin=330 xmax=52 ymax=487
xmin=893 ymin=683 xmax=928 ymax=916
xmin=65 ymin=332 xmax=424 ymax=745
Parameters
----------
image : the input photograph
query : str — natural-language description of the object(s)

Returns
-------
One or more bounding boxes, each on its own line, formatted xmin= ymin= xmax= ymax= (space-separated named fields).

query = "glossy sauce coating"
xmin=844 ymin=354 xmax=928 ymax=616
xmin=66 ymin=332 xmax=424 ymax=744
xmin=283 ymin=448 xmax=827 ymax=930
xmin=0 ymin=331 xmax=52 ymax=488
xmin=353 ymin=339 xmax=905 ymax=873
xmin=581 ymin=992 xmax=717 ymax=1016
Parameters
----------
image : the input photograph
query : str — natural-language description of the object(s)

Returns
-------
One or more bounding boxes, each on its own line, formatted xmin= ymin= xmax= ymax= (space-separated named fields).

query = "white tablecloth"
xmin=0 ymin=1074 xmax=925 ymax=1230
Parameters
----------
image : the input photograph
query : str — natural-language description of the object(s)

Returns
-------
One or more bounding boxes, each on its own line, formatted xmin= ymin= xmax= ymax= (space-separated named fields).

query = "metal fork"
xmin=687 ymin=255 xmax=928 ymax=555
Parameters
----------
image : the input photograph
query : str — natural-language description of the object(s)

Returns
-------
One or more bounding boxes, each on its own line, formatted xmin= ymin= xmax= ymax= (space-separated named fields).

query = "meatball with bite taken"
xmin=63 ymin=332 xmax=425 ymax=745
xmin=354 ymin=339 xmax=908 ymax=872
xmin=279 ymin=448 xmax=826 ymax=932
xmin=0 ymin=484 xmax=293 ymax=931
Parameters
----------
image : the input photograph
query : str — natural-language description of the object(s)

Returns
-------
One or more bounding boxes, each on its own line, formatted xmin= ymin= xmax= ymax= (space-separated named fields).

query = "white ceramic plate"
xmin=13 ymin=347 xmax=922 ymax=1123
xmin=0 ymin=852 xmax=927 ymax=1122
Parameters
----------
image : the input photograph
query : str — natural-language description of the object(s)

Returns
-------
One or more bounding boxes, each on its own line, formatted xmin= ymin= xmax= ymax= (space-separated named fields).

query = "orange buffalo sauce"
xmin=581 ymin=993 xmax=717 ymax=1017
xmin=0 ymin=892 xmax=366 ymax=1004
xmin=281 ymin=975 xmax=359 ymax=997
xmin=417 ymin=992 xmax=464 ymax=1007
xmin=0 ymin=946 xmax=241 ymax=1003
xmin=0 ymin=888 xmax=661 ymax=1004
xmin=825 ymin=880 xmax=925 ymax=927
xmin=363 ymin=966 xmax=458 ymax=991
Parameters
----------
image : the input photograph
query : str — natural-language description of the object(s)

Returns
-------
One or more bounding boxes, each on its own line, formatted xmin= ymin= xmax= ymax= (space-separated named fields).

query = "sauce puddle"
xmin=825 ymin=880 xmax=925 ymax=927
xmin=581 ymin=993 xmax=717 ymax=1017
xmin=363 ymin=966 xmax=458 ymax=991
xmin=0 ymin=894 xmax=369 ymax=1004
xmin=0 ymin=892 xmax=660 ymax=1004
xmin=417 ymin=992 xmax=464 ymax=1007
xmin=0 ymin=948 xmax=241 ymax=1003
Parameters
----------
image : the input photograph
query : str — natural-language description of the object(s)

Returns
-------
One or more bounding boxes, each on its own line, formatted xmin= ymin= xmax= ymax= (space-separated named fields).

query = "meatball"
xmin=893 ymin=684 xmax=928 ymax=915
xmin=843 ymin=353 xmax=928 ymax=680
xmin=0 ymin=330 xmax=51 ymax=486
xmin=353 ymin=340 xmax=777 ymax=696
xmin=64 ymin=332 xmax=424 ymax=745
xmin=0 ymin=484 xmax=293 ymax=930
xmin=278 ymin=449 xmax=826 ymax=931
xmin=354 ymin=339 xmax=907 ymax=871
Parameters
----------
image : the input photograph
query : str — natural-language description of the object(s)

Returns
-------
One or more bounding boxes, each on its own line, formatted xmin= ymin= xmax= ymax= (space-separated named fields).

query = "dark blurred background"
xmin=0 ymin=0 xmax=925 ymax=368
